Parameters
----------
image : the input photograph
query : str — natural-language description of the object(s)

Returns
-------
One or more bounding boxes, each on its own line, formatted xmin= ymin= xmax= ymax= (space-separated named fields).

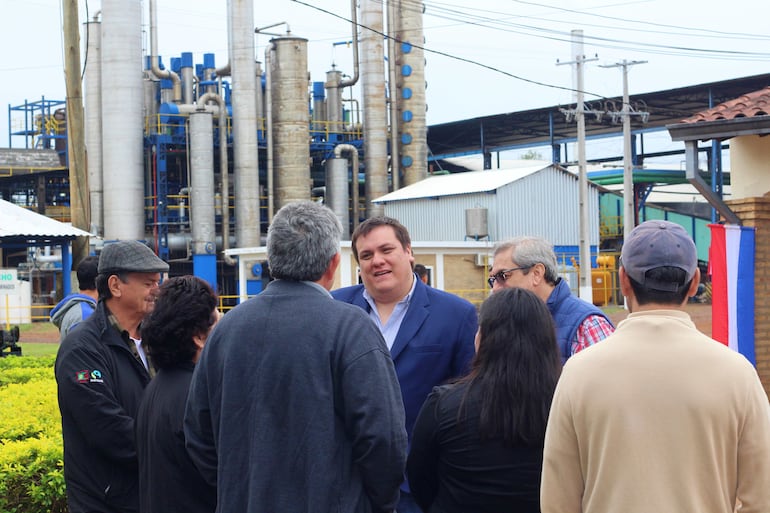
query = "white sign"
xmin=0 ymin=269 xmax=19 ymax=295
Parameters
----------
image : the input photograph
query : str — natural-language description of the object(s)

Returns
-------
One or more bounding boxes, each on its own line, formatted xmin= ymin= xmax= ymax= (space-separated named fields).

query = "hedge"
xmin=0 ymin=355 xmax=66 ymax=513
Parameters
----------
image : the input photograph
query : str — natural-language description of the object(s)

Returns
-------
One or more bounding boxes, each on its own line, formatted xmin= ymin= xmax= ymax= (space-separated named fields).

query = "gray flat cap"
xmin=98 ymin=240 xmax=169 ymax=275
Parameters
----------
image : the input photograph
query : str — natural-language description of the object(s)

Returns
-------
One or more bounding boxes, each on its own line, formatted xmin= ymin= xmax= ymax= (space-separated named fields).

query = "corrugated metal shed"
xmin=0 ymin=199 xmax=92 ymax=239
xmin=373 ymin=162 xmax=600 ymax=245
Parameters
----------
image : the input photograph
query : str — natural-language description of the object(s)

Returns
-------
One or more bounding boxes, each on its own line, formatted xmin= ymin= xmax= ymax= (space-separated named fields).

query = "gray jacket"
xmin=50 ymin=293 xmax=97 ymax=341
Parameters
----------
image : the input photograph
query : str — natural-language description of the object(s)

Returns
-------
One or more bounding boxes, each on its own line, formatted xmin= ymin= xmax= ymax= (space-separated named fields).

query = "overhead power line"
xmin=292 ymin=0 xmax=605 ymax=99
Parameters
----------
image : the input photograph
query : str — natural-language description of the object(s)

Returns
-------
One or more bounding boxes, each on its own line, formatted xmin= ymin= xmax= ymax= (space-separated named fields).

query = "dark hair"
xmin=76 ymin=256 xmax=99 ymax=291
xmin=141 ymin=276 xmax=219 ymax=369
xmin=459 ymin=287 xmax=561 ymax=446
xmin=351 ymin=216 xmax=411 ymax=263
xmin=627 ymin=266 xmax=693 ymax=306
xmin=414 ymin=263 xmax=427 ymax=278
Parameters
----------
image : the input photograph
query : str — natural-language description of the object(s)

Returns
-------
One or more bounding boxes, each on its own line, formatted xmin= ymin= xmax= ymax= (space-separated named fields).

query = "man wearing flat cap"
xmin=541 ymin=220 xmax=770 ymax=513
xmin=55 ymin=240 xmax=169 ymax=513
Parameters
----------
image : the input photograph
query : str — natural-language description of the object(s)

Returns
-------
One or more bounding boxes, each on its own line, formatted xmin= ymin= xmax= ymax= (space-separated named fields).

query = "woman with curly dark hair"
xmin=407 ymin=287 xmax=561 ymax=513
xmin=135 ymin=276 xmax=220 ymax=513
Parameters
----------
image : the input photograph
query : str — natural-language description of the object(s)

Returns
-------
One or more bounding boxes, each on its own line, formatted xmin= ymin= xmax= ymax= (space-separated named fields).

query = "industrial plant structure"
xmin=0 ymin=0 xmax=749 ymax=314
xmin=1 ymin=0 xmax=429 ymax=303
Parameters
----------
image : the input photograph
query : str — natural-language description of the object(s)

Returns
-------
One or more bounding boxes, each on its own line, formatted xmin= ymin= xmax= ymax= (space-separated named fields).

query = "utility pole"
xmin=62 ymin=0 xmax=89 ymax=265
xmin=557 ymin=30 xmax=598 ymax=302
xmin=600 ymin=60 xmax=647 ymax=243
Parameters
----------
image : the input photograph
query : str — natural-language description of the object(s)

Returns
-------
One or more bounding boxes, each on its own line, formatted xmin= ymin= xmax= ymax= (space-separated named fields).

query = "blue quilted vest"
xmin=547 ymin=279 xmax=611 ymax=364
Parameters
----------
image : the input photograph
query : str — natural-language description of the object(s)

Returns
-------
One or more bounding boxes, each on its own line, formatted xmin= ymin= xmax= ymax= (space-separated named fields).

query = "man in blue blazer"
xmin=332 ymin=216 xmax=478 ymax=513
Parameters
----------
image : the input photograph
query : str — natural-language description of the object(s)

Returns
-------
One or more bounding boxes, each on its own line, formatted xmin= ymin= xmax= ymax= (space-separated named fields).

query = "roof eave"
xmin=667 ymin=116 xmax=770 ymax=142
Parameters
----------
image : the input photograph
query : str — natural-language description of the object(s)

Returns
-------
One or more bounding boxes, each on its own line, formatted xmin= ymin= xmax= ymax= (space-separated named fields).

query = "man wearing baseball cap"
xmin=55 ymin=240 xmax=169 ymax=513
xmin=541 ymin=220 xmax=770 ymax=513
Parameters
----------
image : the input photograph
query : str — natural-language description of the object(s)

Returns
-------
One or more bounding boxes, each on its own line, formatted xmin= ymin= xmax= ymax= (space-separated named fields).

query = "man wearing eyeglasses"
xmin=489 ymin=236 xmax=613 ymax=363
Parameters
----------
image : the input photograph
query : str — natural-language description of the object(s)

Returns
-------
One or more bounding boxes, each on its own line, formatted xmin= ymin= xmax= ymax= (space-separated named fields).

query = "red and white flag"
xmin=709 ymin=224 xmax=755 ymax=365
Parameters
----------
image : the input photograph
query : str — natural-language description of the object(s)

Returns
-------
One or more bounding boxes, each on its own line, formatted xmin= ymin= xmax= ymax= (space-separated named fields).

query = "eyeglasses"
xmin=487 ymin=266 xmax=532 ymax=288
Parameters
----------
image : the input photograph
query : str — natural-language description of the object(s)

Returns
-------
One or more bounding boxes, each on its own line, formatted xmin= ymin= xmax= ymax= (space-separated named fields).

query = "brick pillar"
xmin=726 ymin=195 xmax=770 ymax=397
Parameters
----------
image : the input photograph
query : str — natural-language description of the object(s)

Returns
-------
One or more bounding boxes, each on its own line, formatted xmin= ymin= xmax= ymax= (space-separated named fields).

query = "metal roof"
xmin=0 ymin=199 xmax=92 ymax=241
xmin=374 ymin=162 xmax=557 ymax=203
xmin=428 ymin=73 xmax=770 ymax=159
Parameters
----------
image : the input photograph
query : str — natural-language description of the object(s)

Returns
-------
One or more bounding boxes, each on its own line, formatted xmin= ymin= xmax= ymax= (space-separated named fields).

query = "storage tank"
xmin=189 ymin=111 xmax=216 ymax=256
xmin=465 ymin=208 xmax=489 ymax=240
xmin=325 ymin=157 xmax=350 ymax=238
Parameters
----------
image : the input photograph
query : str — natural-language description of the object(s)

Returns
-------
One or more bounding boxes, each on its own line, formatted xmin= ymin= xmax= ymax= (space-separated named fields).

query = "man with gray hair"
xmin=541 ymin=220 xmax=770 ymax=513
xmin=488 ymin=236 xmax=613 ymax=362
xmin=184 ymin=201 xmax=408 ymax=513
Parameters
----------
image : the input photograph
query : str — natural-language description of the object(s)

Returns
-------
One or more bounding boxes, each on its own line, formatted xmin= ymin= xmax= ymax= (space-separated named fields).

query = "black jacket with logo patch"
xmin=55 ymin=301 xmax=151 ymax=513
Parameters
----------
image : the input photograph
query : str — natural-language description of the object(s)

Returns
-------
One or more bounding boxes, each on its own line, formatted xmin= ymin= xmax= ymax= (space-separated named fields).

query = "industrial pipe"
xmin=198 ymin=92 xmax=236 ymax=265
xmin=340 ymin=0 xmax=360 ymax=89
xmin=386 ymin=0 xmax=400 ymax=190
xmin=148 ymin=0 xmax=181 ymax=102
xmin=265 ymin=42 xmax=275 ymax=223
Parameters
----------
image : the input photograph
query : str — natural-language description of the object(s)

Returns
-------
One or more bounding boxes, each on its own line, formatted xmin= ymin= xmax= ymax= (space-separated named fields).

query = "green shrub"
xmin=0 ymin=436 xmax=66 ymax=513
xmin=0 ymin=355 xmax=66 ymax=513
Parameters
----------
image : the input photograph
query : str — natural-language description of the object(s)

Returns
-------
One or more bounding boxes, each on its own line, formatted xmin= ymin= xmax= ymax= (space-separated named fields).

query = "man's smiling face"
xmin=355 ymin=225 xmax=415 ymax=304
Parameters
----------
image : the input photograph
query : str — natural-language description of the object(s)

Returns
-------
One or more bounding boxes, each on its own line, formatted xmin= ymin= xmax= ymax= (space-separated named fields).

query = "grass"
xmin=0 ymin=322 xmax=60 ymax=358
xmin=13 ymin=342 xmax=59 ymax=358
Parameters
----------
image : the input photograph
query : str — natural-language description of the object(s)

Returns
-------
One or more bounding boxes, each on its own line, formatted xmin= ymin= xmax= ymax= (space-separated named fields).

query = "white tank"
xmin=101 ymin=0 xmax=145 ymax=240
xmin=270 ymin=36 xmax=310 ymax=209
xmin=325 ymin=157 xmax=350 ymax=239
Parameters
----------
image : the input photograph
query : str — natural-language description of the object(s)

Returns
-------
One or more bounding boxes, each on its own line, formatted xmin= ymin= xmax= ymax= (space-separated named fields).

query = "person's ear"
xmin=107 ymin=275 xmax=122 ymax=297
xmin=618 ymin=267 xmax=632 ymax=298
xmin=686 ymin=268 xmax=701 ymax=299
xmin=530 ymin=262 xmax=546 ymax=285
xmin=407 ymin=245 xmax=415 ymax=265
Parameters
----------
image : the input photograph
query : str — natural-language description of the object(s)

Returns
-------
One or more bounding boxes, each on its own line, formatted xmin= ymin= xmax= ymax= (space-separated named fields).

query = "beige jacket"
xmin=541 ymin=309 xmax=770 ymax=513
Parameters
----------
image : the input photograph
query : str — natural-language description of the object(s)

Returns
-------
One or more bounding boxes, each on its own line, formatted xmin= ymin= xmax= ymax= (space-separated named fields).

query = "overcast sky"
xmin=2 ymin=0 xmax=769 ymax=154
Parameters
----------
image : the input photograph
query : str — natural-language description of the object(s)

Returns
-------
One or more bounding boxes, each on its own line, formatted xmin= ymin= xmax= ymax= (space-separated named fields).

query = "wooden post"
xmin=62 ymin=0 xmax=90 ymax=265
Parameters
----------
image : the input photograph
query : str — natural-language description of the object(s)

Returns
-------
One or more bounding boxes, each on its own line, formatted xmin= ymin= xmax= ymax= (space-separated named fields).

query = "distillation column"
xmin=230 ymin=0 xmax=261 ymax=247
xmin=101 ymin=0 xmax=145 ymax=240
xmin=360 ymin=0 xmax=389 ymax=217
xmin=393 ymin=0 xmax=428 ymax=185
xmin=270 ymin=36 xmax=310 ymax=209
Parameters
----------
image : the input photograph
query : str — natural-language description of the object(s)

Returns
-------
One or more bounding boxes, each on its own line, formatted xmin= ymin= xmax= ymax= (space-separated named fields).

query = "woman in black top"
xmin=407 ymin=287 xmax=561 ymax=513
xmin=135 ymin=276 xmax=220 ymax=513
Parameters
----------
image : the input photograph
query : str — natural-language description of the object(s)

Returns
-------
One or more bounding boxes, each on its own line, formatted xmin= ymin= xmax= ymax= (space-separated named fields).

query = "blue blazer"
xmin=332 ymin=278 xmax=478 ymax=441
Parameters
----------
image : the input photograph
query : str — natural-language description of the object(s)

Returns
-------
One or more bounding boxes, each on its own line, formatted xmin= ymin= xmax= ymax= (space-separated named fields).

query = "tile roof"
xmin=681 ymin=86 xmax=770 ymax=123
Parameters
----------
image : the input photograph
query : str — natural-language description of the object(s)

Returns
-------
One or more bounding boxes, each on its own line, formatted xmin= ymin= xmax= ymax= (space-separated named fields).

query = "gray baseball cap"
xmin=98 ymin=240 xmax=169 ymax=275
xmin=621 ymin=220 xmax=697 ymax=292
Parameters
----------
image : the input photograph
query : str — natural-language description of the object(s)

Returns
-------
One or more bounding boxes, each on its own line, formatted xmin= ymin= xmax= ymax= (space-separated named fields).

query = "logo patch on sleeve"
xmin=75 ymin=369 xmax=104 ymax=383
